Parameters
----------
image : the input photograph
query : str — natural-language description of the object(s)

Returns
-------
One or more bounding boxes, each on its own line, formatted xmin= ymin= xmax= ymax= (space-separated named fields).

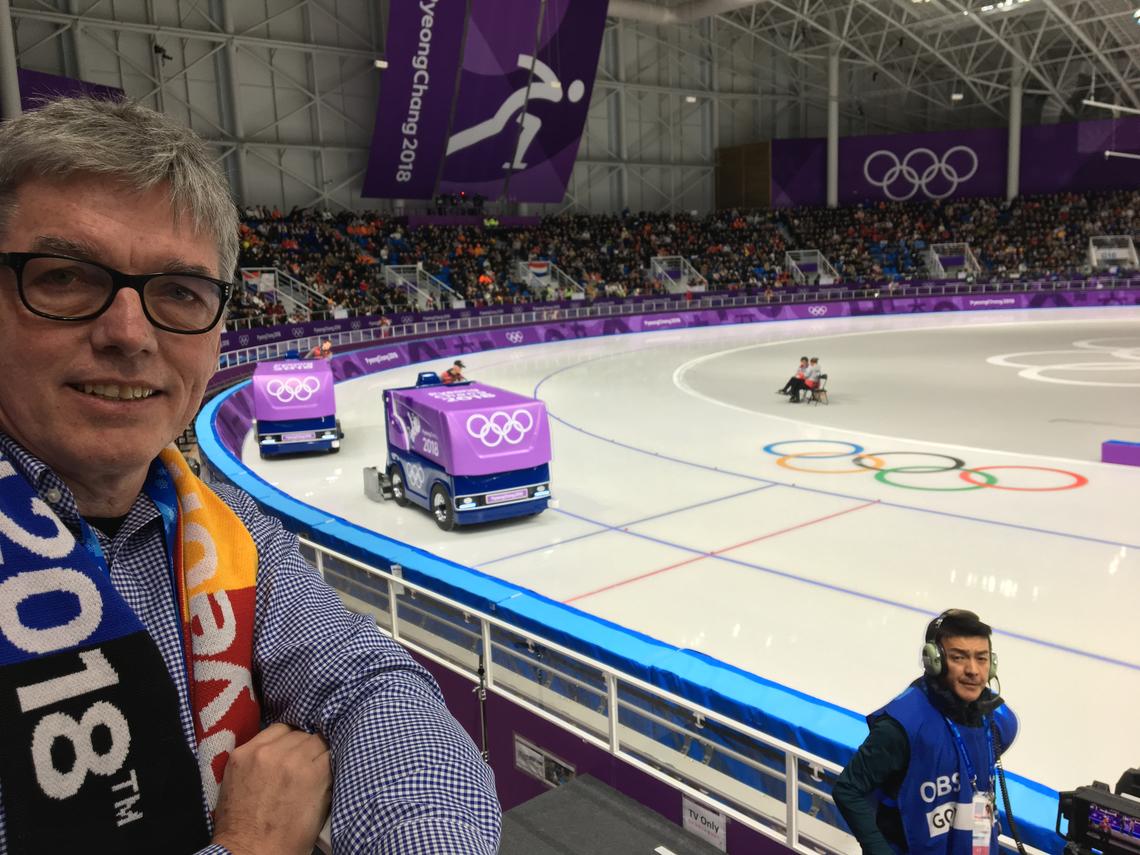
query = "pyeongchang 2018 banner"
xmin=362 ymin=0 xmax=468 ymax=200
xmin=362 ymin=0 xmax=607 ymax=203
xmin=838 ymin=126 xmax=1006 ymax=205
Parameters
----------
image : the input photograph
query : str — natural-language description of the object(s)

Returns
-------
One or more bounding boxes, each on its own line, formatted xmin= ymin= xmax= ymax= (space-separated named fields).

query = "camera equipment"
xmin=1058 ymin=769 xmax=1140 ymax=855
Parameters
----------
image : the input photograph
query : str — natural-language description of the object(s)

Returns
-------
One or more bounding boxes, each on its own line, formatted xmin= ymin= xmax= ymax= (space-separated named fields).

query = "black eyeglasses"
xmin=0 ymin=251 xmax=232 ymax=335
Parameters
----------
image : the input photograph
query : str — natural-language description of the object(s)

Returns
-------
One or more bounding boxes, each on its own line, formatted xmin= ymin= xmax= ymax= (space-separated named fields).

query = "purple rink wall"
xmin=387 ymin=382 xmax=551 ymax=476
xmin=251 ymin=359 xmax=336 ymax=422
xmin=198 ymin=289 xmax=1134 ymax=854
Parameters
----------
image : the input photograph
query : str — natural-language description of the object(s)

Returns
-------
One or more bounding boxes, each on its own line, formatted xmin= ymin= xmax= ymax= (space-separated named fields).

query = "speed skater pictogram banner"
xmin=362 ymin=0 xmax=608 ymax=203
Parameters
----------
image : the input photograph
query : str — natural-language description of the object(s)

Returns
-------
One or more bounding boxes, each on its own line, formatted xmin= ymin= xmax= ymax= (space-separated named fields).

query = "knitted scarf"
xmin=0 ymin=448 xmax=260 ymax=853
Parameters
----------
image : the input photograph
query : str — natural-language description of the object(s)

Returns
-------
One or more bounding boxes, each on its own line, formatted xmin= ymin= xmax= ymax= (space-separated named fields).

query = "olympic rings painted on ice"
xmin=958 ymin=466 xmax=1088 ymax=492
xmin=875 ymin=467 xmax=996 ymax=492
xmin=762 ymin=439 xmax=1088 ymax=493
xmin=777 ymin=451 xmax=887 ymax=474
xmin=852 ymin=452 xmax=967 ymax=474
xmin=763 ymin=440 xmax=863 ymax=459
xmin=988 ymin=337 xmax=1140 ymax=387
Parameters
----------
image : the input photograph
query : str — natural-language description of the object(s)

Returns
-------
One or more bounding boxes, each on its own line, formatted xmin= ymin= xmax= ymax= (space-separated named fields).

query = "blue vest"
xmin=871 ymin=684 xmax=1018 ymax=855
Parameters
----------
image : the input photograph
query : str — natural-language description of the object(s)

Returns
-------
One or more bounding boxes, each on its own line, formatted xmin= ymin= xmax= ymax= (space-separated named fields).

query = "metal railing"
xmin=216 ymin=275 xmax=1138 ymax=371
xmin=300 ymin=538 xmax=1048 ymax=855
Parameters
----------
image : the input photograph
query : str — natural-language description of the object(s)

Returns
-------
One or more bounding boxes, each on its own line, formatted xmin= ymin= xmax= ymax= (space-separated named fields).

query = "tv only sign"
xmin=683 ymin=795 xmax=727 ymax=851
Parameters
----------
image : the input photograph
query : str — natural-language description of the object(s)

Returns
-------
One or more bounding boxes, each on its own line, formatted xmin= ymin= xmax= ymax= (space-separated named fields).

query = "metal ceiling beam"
xmin=81 ymin=25 xmax=231 ymax=135
xmin=1037 ymin=0 xmax=1140 ymax=109
xmin=235 ymin=45 xmax=372 ymax=136
xmin=932 ymin=0 xmax=1077 ymax=116
xmin=9 ymin=7 xmax=377 ymax=58
xmin=756 ymin=0 xmax=963 ymax=115
xmin=871 ymin=0 xmax=1005 ymax=113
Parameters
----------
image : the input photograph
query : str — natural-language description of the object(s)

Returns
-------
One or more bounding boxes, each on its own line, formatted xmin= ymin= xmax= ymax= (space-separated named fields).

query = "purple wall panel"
xmin=16 ymin=68 xmax=123 ymax=110
xmin=771 ymin=138 xmax=826 ymax=208
xmin=1021 ymin=117 xmax=1140 ymax=196
xmin=361 ymin=0 xmax=468 ymax=199
xmin=772 ymin=118 xmax=1140 ymax=206
xmin=838 ymin=126 xmax=1006 ymax=204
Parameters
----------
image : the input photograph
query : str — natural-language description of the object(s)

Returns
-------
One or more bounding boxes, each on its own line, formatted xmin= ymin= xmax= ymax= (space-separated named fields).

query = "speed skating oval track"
xmin=243 ymin=306 xmax=1140 ymax=792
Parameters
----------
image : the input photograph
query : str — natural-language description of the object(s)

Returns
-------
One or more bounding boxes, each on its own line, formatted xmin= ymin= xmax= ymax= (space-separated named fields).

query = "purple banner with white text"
xmin=361 ymin=0 xmax=468 ymax=199
xmin=437 ymin=0 xmax=607 ymax=202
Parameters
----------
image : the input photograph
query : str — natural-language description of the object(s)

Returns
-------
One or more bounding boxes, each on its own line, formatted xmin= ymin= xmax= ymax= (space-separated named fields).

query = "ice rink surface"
xmin=243 ymin=306 xmax=1140 ymax=792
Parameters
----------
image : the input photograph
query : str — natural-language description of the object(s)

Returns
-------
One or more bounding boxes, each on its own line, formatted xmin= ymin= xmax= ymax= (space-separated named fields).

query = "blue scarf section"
xmin=0 ymin=453 xmax=210 ymax=853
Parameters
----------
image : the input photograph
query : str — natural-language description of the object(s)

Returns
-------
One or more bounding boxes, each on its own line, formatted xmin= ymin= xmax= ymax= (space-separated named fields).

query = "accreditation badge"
xmin=971 ymin=791 xmax=996 ymax=855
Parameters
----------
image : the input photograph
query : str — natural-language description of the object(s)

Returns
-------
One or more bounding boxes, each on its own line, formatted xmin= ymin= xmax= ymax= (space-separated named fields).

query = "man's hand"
xmin=211 ymin=723 xmax=332 ymax=855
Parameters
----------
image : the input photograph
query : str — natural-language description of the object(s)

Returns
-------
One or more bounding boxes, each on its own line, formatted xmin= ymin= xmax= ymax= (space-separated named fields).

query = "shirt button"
xmin=45 ymin=488 xmax=62 ymax=504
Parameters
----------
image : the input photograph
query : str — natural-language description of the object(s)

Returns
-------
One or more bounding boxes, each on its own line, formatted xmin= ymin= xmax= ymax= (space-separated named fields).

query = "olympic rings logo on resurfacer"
xmin=762 ymin=440 xmax=1088 ymax=492
xmin=265 ymin=376 xmax=321 ymax=403
xmin=863 ymin=146 xmax=978 ymax=201
xmin=466 ymin=409 xmax=534 ymax=448
xmin=404 ymin=462 xmax=426 ymax=491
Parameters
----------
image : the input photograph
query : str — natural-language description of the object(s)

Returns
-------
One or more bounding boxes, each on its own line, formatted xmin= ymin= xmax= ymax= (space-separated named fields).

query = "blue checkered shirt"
xmin=0 ymin=434 xmax=501 ymax=854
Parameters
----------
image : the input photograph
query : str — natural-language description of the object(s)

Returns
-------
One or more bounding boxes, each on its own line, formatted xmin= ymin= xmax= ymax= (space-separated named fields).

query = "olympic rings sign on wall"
xmin=506 ymin=330 xmax=525 ymax=345
xmin=265 ymin=376 xmax=322 ymax=403
xmin=762 ymin=440 xmax=1088 ymax=492
xmin=807 ymin=306 xmax=828 ymax=316
xmin=466 ymin=409 xmax=535 ymax=448
xmin=862 ymin=146 xmax=978 ymax=201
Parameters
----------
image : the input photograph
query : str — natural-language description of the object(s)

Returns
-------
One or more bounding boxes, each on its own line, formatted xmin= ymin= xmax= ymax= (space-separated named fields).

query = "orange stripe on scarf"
xmin=160 ymin=448 xmax=261 ymax=810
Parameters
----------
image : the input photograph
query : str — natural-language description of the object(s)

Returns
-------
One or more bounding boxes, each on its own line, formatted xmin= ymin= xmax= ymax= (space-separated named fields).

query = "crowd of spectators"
xmin=230 ymin=189 xmax=1139 ymax=325
xmin=781 ymin=189 xmax=1139 ymax=281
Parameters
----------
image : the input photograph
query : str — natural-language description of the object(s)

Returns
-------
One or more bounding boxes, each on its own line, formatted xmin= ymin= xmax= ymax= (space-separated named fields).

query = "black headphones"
xmin=921 ymin=609 xmax=998 ymax=681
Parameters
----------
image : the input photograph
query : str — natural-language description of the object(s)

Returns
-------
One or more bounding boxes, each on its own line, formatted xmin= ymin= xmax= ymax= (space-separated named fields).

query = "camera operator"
xmin=834 ymin=609 xmax=1018 ymax=855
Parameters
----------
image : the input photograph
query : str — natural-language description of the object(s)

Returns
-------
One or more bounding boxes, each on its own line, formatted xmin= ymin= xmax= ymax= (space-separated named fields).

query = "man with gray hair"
xmin=0 ymin=97 xmax=501 ymax=854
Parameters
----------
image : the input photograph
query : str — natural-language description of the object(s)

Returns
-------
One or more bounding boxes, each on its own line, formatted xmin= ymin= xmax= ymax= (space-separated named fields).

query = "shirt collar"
xmin=0 ymin=431 xmax=83 ymax=523
xmin=0 ymin=431 xmax=161 ymax=540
